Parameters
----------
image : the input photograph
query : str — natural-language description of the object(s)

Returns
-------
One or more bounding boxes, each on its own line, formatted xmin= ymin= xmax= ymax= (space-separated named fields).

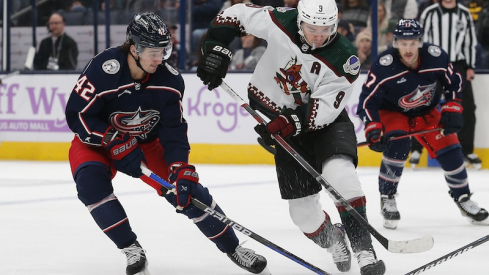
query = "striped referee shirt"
xmin=419 ymin=3 xmax=477 ymax=69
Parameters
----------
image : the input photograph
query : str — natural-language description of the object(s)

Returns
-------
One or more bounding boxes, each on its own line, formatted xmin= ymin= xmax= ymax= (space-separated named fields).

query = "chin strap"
xmin=297 ymin=33 xmax=337 ymax=53
xmin=130 ymin=52 xmax=150 ymax=74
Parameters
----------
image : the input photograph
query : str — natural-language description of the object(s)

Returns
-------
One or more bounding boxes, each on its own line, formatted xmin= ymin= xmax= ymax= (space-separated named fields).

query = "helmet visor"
xmin=301 ymin=23 xmax=335 ymax=37
xmin=138 ymin=43 xmax=173 ymax=61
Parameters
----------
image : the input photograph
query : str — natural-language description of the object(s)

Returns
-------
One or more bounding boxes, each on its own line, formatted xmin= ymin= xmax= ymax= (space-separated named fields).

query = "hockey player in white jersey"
xmin=197 ymin=0 xmax=385 ymax=274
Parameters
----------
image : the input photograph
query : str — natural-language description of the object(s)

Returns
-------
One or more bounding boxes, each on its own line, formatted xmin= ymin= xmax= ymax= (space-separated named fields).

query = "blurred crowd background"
xmin=1 ymin=0 xmax=488 ymax=72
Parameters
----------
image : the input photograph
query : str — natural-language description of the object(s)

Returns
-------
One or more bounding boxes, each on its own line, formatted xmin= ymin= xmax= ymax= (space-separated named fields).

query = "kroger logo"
xmin=186 ymin=86 xmax=250 ymax=132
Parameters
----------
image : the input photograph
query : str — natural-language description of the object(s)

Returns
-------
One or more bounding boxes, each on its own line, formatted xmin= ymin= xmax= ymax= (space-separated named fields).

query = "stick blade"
xmin=388 ymin=235 xmax=434 ymax=253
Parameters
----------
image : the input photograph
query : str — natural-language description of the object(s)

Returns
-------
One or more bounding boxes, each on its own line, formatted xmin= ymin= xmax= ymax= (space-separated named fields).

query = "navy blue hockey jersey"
xmin=356 ymin=43 xmax=463 ymax=124
xmin=65 ymin=46 xmax=190 ymax=165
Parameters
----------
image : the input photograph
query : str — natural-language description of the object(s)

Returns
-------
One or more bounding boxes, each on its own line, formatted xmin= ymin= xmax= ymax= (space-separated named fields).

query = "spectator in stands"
xmin=366 ymin=1 xmax=391 ymax=53
xmin=340 ymin=0 xmax=370 ymax=32
xmin=33 ymin=13 xmax=78 ymax=70
xmin=465 ymin=0 xmax=485 ymax=30
xmin=191 ymin=0 xmax=222 ymax=56
xmin=122 ymin=0 xmax=156 ymax=12
xmin=283 ymin=0 xmax=299 ymax=8
xmin=230 ymin=34 xmax=266 ymax=70
xmin=252 ymin=0 xmax=285 ymax=7
xmin=220 ymin=0 xmax=251 ymax=12
xmin=384 ymin=0 xmax=418 ymax=22
xmin=166 ymin=25 xmax=189 ymax=69
xmin=355 ymin=30 xmax=372 ymax=70
xmin=69 ymin=1 xmax=87 ymax=11
xmin=338 ymin=20 xmax=356 ymax=42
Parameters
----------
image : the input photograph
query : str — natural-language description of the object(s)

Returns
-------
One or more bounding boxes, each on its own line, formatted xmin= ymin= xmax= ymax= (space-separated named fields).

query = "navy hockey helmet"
xmin=126 ymin=12 xmax=172 ymax=59
xmin=393 ymin=19 xmax=423 ymax=47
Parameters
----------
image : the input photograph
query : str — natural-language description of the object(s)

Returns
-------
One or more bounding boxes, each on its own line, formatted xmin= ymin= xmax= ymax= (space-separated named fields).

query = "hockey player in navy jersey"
xmin=357 ymin=19 xmax=489 ymax=229
xmin=197 ymin=0 xmax=385 ymax=274
xmin=65 ymin=12 xmax=270 ymax=275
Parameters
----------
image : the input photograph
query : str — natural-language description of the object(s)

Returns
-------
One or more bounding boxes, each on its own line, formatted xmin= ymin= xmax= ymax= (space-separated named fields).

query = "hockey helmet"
xmin=297 ymin=0 xmax=338 ymax=36
xmin=393 ymin=19 xmax=423 ymax=47
xmin=126 ymin=12 xmax=172 ymax=60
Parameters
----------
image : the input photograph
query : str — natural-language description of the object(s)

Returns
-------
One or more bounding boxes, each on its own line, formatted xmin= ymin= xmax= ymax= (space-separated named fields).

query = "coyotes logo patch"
xmin=274 ymin=56 xmax=311 ymax=105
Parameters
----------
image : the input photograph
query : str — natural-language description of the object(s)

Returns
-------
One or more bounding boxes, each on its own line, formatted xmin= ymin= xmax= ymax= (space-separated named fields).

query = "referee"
xmin=420 ymin=0 xmax=481 ymax=168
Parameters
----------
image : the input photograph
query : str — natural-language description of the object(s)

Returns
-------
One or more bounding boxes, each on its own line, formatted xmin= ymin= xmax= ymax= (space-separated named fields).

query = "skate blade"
xmin=257 ymin=267 xmax=272 ymax=275
xmin=469 ymin=217 xmax=489 ymax=226
xmin=464 ymin=162 xmax=482 ymax=170
xmin=134 ymin=266 xmax=151 ymax=275
xmin=383 ymin=219 xmax=398 ymax=229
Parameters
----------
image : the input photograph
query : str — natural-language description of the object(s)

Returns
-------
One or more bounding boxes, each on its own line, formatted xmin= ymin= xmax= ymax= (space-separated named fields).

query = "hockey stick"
xmin=220 ymin=81 xmax=434 ymax=254
xmin=140 ymin=165 xmax=330 ymax=275
xmin=357 ymin=127 xmax=443 ymax=147
xmin=404 ymin=235 xmax=489 ymax=275
xmin=0 ymin=70 xmax=20 ymax=81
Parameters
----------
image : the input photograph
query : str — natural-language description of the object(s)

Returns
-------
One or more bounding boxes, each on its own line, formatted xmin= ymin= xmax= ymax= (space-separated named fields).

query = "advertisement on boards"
xmin=0 ymin=73 xmax=367 ymax=144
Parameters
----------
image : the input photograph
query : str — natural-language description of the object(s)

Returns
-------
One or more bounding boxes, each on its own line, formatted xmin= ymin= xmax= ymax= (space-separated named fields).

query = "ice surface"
xmin=1 ymin=161 xmax=488 ymax=274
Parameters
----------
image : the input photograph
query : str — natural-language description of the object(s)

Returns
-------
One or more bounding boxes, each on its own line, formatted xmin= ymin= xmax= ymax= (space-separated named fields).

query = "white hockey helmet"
xmin=297 ymin=0 xmax=338 ymax=39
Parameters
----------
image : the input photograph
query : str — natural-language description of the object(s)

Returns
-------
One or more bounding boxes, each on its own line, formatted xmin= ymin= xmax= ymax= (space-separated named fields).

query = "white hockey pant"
xmin=288 ymin=155 xmax=365 ymax=233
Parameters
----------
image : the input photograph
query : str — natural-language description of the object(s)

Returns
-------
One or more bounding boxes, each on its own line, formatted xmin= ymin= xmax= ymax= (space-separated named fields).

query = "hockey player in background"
xmin=197 ymin=0 xmax=385 ymax=274
xmin=65 ymin=12 xmax=270 ymax=275
xmin=357 ymin=19 xmax=489 ymax=230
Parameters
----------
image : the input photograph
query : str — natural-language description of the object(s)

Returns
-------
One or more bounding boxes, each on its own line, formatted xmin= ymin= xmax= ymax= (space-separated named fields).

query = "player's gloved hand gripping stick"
xmin=356 ymin=127 xmax=444 ymax=147
xmin=219 ymin=80 xmax=434 ymax=254
xmin=140 ymin=165 xmax=331 ymax=275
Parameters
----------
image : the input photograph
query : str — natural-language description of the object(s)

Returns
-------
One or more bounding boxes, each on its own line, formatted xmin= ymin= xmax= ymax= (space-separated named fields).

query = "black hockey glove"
xmin=439 ymin=101 xmax=463 ymax=135
xmin=364 ymin=121 xmax=388 ymax=152
xmin=167 ymin=162 xmax=200 ymax=209
xmin=197 ymin=41 xmax=232 ymax=90
xmin=104 ymin=128 xmax=145 ymax=178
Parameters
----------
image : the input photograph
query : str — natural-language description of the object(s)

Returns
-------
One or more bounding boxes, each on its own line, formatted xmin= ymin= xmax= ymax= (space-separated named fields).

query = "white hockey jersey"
xmin=208 ymin=4 xmax=360 ymax=131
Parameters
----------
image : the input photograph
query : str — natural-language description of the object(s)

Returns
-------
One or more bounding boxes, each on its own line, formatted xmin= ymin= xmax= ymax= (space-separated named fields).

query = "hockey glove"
xmin=197 ymin=41 xmax=232 ymax=90
xmin=267 ymin=108 xmax=303 ymax=138
xmin=254 ymin=124 xmax=275 ymax=147
xmin=168 ymin=162 xmax=199 ymax=209
xmin=104 ymin=128 xmax=145 ymax=178
xmin=365 ymin=121 xmax=388 ymax=152
xmin=439 ymin=101 xmax=463 ymax=135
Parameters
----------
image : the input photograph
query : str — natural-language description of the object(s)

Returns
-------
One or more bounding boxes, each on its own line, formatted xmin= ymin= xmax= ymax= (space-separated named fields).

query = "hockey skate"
xmin=454 ymin=193 xmax=489 ymax=225
xmin=121 ymin=241 xmax=150 ymax=275
xmin=380 ymin=195 xmax=400 ymax=229
xmin=464 ymin=153 xmax=482 ymax=170
xmin=227 ymin=244 xmax=271 ymax=274
xmin=355 ymin=249 xmax=386 ymax=275
xmin=326 ymin=223 xmax=352 ymax=272
xmin=409 ymin=150 xmax=421 ymax=169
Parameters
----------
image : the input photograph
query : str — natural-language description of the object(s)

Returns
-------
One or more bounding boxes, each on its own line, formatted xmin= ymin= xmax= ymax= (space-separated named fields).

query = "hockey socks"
xmin=437 ymin=148 xmax=471 ymax=199
xmin=336 ymin=197 xmax=373 ymax=253
xmin=193 ymin=202 xmax=240 ymax=253
xmin=88 ymin=194 xmax=137 ymax=249
xmin=378 ymin=155 xmax=406 ymax=195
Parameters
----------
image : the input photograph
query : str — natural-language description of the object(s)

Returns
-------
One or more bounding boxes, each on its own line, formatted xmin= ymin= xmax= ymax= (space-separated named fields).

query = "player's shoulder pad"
xmin=87 ymin=47 xmax=124 ymax=76
xmin=372 ymin=47 xmax=397 ymax=68
xmin=163 ymin=62 xmax=180 ymax=76
xmin=317 ymin=35 xmax=360 ymax=79
xmin=423 ymin=43 xmax=444 ymax=58
xmin=151 ymin=62 xmax=185 ymax=94
xmin=269 ymin=7 xmax=299 ymax=33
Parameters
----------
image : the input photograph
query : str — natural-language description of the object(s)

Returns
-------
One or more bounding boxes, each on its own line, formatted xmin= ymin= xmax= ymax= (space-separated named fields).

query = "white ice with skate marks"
xmin=1 ymin=161 xmax=488 ymax=274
